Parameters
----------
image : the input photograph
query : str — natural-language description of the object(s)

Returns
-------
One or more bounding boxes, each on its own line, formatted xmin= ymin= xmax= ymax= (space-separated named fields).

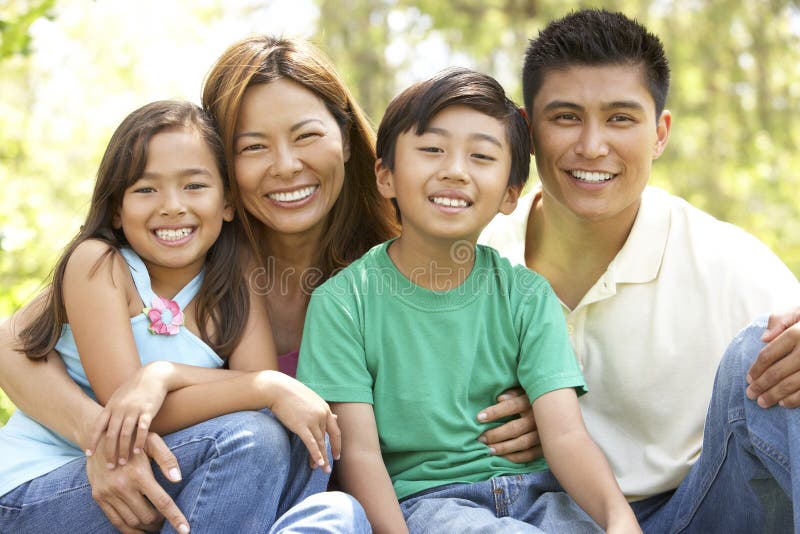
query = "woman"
xmin=0 ymin=36 xmax=537 ymax=532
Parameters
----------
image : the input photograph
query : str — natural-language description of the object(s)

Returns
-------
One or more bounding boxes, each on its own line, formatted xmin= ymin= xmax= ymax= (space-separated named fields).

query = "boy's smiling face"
xmin=530 ymin=63 xmax=670 ymax=226
xmin=376 ymin=105 xmax=520 ymax=246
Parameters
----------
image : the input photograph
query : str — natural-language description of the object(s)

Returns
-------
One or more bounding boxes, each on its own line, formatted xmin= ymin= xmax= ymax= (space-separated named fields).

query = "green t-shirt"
xmin=297 ymin=241 xmax=586 ymax=499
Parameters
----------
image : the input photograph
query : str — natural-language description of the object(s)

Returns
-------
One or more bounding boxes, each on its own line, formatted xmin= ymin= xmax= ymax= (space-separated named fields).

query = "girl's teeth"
xmin=572 ymin=170 xmax=614 ymax=183
xmin=268 ymin=186 xmax=317 ymax=202
xmin=431 ymin=196 xmax=469 ymax=208
xmin=155 ymin=228 xmax=192 ymax=241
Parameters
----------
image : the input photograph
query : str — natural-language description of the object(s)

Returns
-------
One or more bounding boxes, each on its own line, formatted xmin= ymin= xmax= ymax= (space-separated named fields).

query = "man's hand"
xmin=86 ymin=432 xmax=189 ymax=533
xmin=476 ymin=388 xmax=542 ymax=463
xmin=747 ymin=307 xmax=800 ymax=408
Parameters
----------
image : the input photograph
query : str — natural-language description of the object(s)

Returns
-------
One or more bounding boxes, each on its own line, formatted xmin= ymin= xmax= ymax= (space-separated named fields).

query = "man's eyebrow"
xmin=542 ymin=100 xmax=646 ymax=113
xmin=542 ymin=100 xmax=584 ymax=113
xmin=422 ymin=127 xmax=503 ymax=148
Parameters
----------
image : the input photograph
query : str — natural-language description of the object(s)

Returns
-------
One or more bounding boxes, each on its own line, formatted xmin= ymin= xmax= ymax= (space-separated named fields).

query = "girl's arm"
xmin=533 ymin=388 xmax=640 ymax=533
xmin=332 ymin=402 xmax=408 ymax=534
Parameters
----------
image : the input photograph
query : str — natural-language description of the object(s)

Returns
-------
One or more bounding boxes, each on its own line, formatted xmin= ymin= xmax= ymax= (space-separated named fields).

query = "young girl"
xmin=0 ymin=100 xmax=357 ymax=534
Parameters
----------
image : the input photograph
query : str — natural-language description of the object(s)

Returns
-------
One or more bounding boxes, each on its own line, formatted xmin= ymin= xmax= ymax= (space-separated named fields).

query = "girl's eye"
xmin=472 ymin=153 xmax=496 ymax=161
xmin=419 ymin=146 xmax=443 ymax=153
xmin=133 ymin=186 xmax=155 ymax=193
xmin=186 ymin=183 xmax=208 ymax=190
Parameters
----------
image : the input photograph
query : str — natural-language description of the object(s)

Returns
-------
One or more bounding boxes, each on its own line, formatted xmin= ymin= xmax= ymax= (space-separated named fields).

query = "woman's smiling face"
xmin=233 ymin=78 xmax=350 ymax=239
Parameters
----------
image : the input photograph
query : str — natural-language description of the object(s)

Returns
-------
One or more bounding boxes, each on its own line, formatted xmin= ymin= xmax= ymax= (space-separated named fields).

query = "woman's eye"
xmin=240 ymin=143 xmax=266 ymax=152
xmin=297 ymin=132 xmax=322 ymax=141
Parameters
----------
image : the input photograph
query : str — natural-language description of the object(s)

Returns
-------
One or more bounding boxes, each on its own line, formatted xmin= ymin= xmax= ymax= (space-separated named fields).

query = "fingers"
xmin=476 ymin=392 xmax=532 ymax=424
xmin=145 ymin=433 xmax=182 ymax=483
xmin=500 ymin=446 xmax=543 ymax=464
xmin=86 ymin=408 xmax=111 ymax=456
xmin=117 ymin=415 xmax=139 ymax=465
xmin=142 ymin=434 xmax=189 ymax=533
xmin=104 ymin=412 xmax=124 ymax=468
xmin=298 ymin=427 xmax=327 ymax=473
xmin=747 ymin=352 xmax=800 ymax=408
xmin=762 ymin=308 xmax=800 ymax=342
xmin=747 ymin=325 xmax=800 ymax=402
xmin=327 ymin=413 xmax=342 ymax=462
xmin=132 ymin=416 xmax=151 ymax=455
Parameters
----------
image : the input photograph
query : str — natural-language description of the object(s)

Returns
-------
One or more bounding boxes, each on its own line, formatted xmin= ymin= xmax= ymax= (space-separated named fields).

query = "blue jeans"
xmin=0 ymin=410 xmax=370 ymax=533
xmin=631 ymin=316 xmax=797 ymax=533
xmin=399 ymin=470 xmax=603 ymax=533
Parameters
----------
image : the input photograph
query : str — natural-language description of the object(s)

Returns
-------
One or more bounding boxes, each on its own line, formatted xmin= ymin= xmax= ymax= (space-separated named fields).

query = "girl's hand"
xmin=476 ymin=387 xmax=540 ymax=463
xmin=86 ymin=361 xmax=175 ymax=466
xmin=265 ymin=372 xmax=341 ymax=473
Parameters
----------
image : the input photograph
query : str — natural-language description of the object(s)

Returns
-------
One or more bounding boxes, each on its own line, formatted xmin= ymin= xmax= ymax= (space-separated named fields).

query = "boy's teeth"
xmin=430 ymin=196 xmax=469 ymax=208
xmin=155 ymin=228 xmax=192 ymax=241
xmin=268 ymin=186 xmax=317 ymax=202
xmin=571 ymin=170 xmax=614 ymax=183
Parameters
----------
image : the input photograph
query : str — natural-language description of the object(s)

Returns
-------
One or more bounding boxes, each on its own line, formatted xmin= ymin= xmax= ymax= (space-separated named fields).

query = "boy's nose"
xmin=439 ymin=155 xmax=469 ymax=182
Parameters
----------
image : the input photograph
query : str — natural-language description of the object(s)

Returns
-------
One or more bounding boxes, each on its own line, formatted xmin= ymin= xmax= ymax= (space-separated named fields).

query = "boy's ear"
xmin=498 ymin=184 xmax=522 ymax=216
xmin=375 ymin=158 xmax=396 ymax=199
xmin=518 ymin=107 xmax=535 ymax=157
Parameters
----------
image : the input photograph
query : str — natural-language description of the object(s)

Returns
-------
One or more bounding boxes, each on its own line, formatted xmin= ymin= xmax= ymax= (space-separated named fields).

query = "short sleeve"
xmin=514 ymin=268 xmax=587 ymax=402
xmin=296 ymin=282 xmax=375 ymax=404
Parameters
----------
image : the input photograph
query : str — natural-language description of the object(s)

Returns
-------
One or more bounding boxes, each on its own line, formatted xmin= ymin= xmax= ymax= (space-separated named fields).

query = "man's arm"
xmin=332 ymin=402 xmax=408 ymax=534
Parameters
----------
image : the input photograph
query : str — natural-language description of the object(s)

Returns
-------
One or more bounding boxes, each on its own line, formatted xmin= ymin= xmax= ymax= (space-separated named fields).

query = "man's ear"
xmin=498 ymin=184 xmax=522 ymax=216
xmin=653 ymin=109 xmax=671 ymax=160
xmin=519 ymin=107 xmax=535 ymax=157
xmin=375 ymin=158 xmax=395 ymax=199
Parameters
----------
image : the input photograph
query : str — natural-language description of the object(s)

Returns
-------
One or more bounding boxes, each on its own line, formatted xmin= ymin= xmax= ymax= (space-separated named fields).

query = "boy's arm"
xmin=332 ymin=402 xmax=408 ymax=534
xmin=533 ymin=388 xmax=640 ymax=533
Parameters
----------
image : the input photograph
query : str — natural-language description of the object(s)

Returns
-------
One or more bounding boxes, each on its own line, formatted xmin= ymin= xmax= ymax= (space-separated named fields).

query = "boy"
xmin=480 ymin=9 xmax=800 ymax=532
xmin=297 ymin=67 xmax=640 ymax=533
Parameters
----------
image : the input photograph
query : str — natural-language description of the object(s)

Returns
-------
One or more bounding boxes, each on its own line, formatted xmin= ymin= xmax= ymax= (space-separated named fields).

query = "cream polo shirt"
xmin=479 ymin=185 xmax=800 ymax=500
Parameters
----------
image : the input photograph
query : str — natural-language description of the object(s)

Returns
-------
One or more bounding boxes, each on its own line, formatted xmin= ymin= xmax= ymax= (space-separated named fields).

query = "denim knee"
xmin=198 ymin=410 xmax=291 ymax=471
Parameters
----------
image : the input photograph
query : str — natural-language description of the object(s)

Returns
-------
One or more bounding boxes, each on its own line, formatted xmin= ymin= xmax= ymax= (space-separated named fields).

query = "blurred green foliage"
xmin=2 ymin=0 xmax=800 ymax=425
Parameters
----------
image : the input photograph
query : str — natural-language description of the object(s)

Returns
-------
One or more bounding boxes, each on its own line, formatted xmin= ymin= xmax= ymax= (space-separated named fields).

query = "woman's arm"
xmin=332 ymin=402 xmax=408 ymax=534
xmin=533 ymin=388 xmax=640 ymax=533
xmin=0 ymin=303 xmax=101 ymax=450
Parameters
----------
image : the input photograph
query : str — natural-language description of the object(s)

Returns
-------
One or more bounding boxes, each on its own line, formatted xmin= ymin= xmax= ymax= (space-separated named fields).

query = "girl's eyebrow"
xmin=423 ymin=127 xmax=503 ymax=148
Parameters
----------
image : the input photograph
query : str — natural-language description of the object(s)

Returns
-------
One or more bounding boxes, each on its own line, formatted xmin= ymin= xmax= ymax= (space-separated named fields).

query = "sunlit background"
xmin=2 ymin=0 xmax=800 ymax=422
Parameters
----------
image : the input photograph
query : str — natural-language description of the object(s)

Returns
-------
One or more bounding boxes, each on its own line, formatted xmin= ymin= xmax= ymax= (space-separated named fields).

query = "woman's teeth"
xmin=268 ymin=186 xmax=317 ymax=202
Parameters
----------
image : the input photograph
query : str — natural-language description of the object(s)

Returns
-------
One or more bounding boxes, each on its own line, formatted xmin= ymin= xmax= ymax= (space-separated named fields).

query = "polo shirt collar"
xmin=608 ymin=186 xmax=670 ymax=285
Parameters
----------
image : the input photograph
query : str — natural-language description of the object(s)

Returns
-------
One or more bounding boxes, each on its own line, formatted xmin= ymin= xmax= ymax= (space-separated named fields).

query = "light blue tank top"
xmin=0 ymin=247 xmax=223 ymax=497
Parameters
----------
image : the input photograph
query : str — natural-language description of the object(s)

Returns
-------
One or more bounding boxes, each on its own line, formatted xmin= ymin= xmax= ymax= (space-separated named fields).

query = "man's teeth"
xmin=571 ymin=170 xmax=614 ymax=183
xmin=155 ymin=228 xmax=192 ymax=241
xmin=430 ymin=196 xmax=469 ymax=208
xmin=268 ymin=186 xmax=317 ymax=202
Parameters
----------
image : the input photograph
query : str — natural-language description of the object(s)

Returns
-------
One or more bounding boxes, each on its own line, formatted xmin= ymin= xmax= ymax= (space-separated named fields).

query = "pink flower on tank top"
xmin=143 ymin=296 xmax=184 ymax=335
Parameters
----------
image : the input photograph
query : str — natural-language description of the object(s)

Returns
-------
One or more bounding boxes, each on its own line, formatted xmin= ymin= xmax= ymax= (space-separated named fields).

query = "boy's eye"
xmin=419 ymin=146 xmax=443 ymax=153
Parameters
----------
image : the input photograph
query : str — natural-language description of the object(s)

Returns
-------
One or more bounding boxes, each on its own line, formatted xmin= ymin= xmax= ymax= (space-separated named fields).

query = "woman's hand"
xmin=476 ymin=387 xmax=541 ymax=463
xmin=86 ymin=361 xmax=175 ymax=466
xmin=86 ymin=432 xmax=189 ymax=533
xmin=264 ymin=372 xmax=341 ymax=473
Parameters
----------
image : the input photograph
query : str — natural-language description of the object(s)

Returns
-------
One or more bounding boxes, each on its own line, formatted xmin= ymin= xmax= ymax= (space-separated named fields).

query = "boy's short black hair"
xmin=523 ymin=9 xmax=670 ymax=118
xmin=377 ymin=66 xmax=530 ymax=192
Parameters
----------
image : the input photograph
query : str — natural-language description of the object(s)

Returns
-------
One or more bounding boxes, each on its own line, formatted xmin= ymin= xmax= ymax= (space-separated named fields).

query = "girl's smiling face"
xmin=233 ymin=78 xmax=350 ymax=241
xmin=115 ymin=126 xmax=233 ymax=284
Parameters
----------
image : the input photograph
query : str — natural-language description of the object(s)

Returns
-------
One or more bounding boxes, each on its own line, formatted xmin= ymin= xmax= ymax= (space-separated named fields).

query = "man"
xmin=481 ymin=9 xmax=800 ymax=532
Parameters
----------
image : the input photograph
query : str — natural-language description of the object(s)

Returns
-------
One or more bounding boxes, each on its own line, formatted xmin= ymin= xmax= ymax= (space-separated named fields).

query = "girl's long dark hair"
xmin=18 ymin=100 xmax=249 ymax=361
